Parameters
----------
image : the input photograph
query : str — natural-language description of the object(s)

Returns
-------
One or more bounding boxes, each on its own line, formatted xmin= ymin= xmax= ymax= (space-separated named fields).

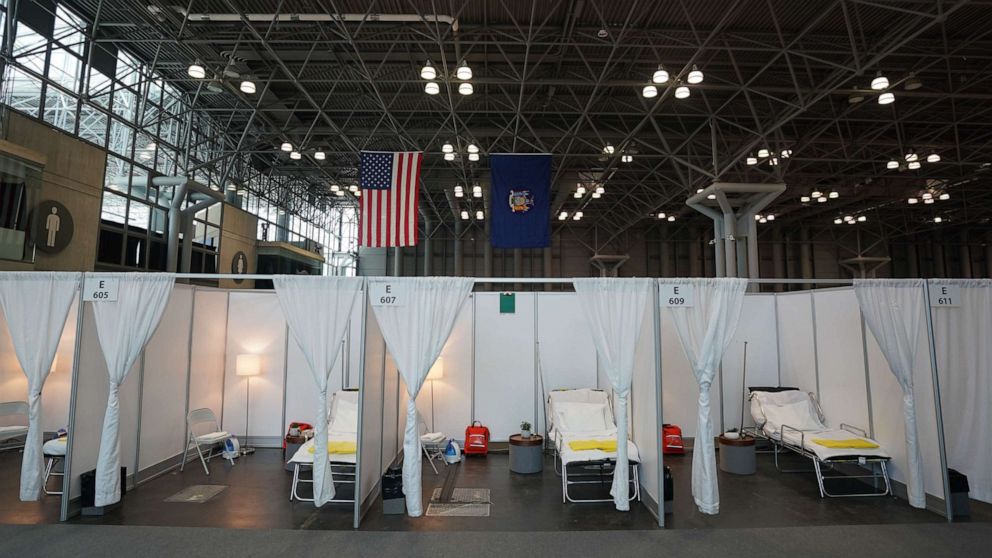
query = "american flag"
xmin=359 ymin=151 xmax=422 ymax=248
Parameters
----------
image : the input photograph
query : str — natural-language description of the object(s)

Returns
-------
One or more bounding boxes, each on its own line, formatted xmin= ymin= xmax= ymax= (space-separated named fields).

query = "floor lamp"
xmin=426 ymin=356 xmax=444 ymax=432
xmin=236 ymin=354 xmax=261 ymax=455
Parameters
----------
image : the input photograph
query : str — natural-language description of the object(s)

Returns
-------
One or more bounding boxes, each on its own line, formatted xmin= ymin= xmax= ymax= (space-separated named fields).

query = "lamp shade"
xmin=236 ymin=354 xmax=261 ymax=377
xmin=427 ymin=357 xmax=444 ymax=380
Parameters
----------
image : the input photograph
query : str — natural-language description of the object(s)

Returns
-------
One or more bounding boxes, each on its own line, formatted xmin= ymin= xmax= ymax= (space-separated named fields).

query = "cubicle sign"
xmin=660 ymin=284 xmax=694 ymax=307
xmin=370 ymin=281 xmax=405 ymax=306
xmin=83 ymin=277 xmax=119 ymax=302
xmin=930 ymin=285 xmax=960 ymax=308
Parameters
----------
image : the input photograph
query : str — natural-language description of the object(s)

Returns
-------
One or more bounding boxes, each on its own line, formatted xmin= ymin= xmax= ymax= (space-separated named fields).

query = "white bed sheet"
xmin=289 ymin=433 xmax=357 ymax=465
xmin=555 ymin=429 xmax=640 ymax=465
xmin=764 ymin=425 xmax=891 ymax=461
xmin=0 ymin=425 xmax=28 ymax=439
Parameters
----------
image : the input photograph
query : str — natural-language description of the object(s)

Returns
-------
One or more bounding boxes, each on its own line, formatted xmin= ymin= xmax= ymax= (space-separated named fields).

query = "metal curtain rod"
xmin=158 ymin=273 xmax=856 ymax=285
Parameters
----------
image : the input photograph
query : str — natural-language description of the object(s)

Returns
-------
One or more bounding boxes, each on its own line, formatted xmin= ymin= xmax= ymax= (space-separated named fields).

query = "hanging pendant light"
xmin=458 ymin=82 xmax=474 ymax=95
xmin=652 ymin=64 xmax=669 ymax=84
xmin=887 ymin=160 xmax=899 ymax=169
xmin=746 ymin=156 xmax=757 ymax=166
xmin=290 ymin=151 xmax=301 ymax=160
xmin=456 ymin=60 xmax=472 ymax=80
xmin=642 ymin=85 xmax=658 ymax=98
xmin=444 ymin=152 xmax=455 ymax=161
xmin=908 ymin=161 xmax=921 ymax=170
xmin=468 ymin=153 xmax=479 ymax=161
xmin=467 ymin=143 xmax=479 ymax=154
xmin=420 ymin=60 xmax=436 ymax=80
xmin=687 ymin=65 xmax=703 ymax=84
xmin=280 ymin=142 xmax=292 ymax=152
xmin=758 ymin=148 xmax=770 ymax=158
xmin=675 ymin=86 xmax=690 ymax=99
xmin=870 ymin=71 xmax=889 ymax=91
xmin=314 ymin=151 xmax=325 ymax=161
xmin=442 ymin=142 xmax=454 ymax=153
xmin=878 ymin=92 xmax=895 ymax=105
xmin=425 ymin=81 xmax=440 ymax=95
xmin=239 ymin=80 xmax=256 ymax=94
xmin=927 ymin=152 xmax=941 ymax=163
xmin=187 ymin=61 xmax=206 ymax=79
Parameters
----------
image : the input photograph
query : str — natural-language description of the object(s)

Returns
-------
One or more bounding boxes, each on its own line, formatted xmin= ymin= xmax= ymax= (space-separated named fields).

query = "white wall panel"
xmin=187 ymin=290 xmax=227 ymax=421
xmin=222 ymin=291 xmax=286 ymax=441
xmin=776 ymin=292 xmax=817 ymax=392
xmin=473 ymin=292 xmax=536 ymax=440
xmin=812 ymin=289 xmax=870 ymax=431
xmin=137 ymin=286 xmax=193 ymax=472
xmin=721 ymin=294 xmax=779 ymax=432
xmin=42 ymin=299 xmax=78 ymax=432
xmin=535 ymin=293 xmax=598 ymax=435
xmin=359 ymin=299 xmax=385 ymax=511
xmin=631 ymin=304 xmax=659 ymax=507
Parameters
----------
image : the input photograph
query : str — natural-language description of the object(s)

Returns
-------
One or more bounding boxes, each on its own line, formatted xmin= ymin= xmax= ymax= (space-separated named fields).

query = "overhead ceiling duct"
xmin=177 ymin=9 xmax=458 ymax=31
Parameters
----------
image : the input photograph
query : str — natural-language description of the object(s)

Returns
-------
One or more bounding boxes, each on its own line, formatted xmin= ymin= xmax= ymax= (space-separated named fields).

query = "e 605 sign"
xmin=83 ymin=278 xmax=119 ymax=302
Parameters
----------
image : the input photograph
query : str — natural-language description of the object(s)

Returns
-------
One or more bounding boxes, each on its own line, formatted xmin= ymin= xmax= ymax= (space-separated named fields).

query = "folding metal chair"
xmin=419 ymin=418 xmax=447 ymax=475
xmin=180 ymin=408 xmax=234 ymax=475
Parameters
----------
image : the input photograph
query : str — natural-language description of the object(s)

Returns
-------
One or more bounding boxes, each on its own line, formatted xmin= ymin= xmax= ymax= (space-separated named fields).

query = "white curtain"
xmin=854 ymin=279 xmax=926 ymax=508
xmin=369 ymin=277 xmax=473 ymax=517
xmin=664 ymin=278 xmax=747 ymax=514
xmin=0 ymin=272 xmax=80 ymax=501
xmin=274 ymin=276 xmax=363 ymax=507
xmin=930 ymin=280 xmax=992 ymax=503
xmin=91 ymin=273 xmax=175 ymax=507
xmin=573 ymin=278 xmax=652 ymax=511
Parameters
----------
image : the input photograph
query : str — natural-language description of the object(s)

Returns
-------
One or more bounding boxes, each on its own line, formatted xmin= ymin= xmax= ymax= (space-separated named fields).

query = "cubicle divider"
xmin=40 ymin=274 xmax=967 ymax=529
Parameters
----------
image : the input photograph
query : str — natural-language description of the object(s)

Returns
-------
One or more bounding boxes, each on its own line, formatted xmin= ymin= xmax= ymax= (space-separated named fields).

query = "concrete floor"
xmin=0 ymin=450 xmax=61 ymax=525
xmin=3 ymin=445 xmax=990 ymax=531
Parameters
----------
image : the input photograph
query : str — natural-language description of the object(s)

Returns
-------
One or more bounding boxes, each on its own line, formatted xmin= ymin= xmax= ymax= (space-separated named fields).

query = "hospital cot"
xmin=748 ymin=387 xmax=892 ymax=498
xmin=287 ymin=390 xmax=358 ymax=503
xmin=0 ymin=401 xmax=29 ymax=452
xmin=547 ymin=388 xmax=641 ymax=504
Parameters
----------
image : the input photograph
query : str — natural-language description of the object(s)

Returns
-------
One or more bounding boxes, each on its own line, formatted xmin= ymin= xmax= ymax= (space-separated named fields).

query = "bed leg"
xmin=813 ymin=459 xmax=826 ymax=498
xmin=881 ymin=461 xmax=892 ymax=496
xmin=290 ymin=465 xmax=299 ymax=501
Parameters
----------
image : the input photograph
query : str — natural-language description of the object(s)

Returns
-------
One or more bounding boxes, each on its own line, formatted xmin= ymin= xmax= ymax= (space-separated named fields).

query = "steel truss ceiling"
xmin=63 ymin=0 xmax=992 ymax=250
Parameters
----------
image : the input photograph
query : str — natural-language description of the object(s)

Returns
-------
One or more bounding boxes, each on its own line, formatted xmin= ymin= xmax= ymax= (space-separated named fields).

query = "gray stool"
xmin=718 ymin=435 xmax=756 ymax=475
xmin=509 ymin=434 xmax=544 ymax=474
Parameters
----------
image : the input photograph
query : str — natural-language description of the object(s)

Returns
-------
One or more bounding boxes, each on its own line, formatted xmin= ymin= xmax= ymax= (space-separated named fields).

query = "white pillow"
xmin=330 ymin=399 xmax=358 ymax=433
xmin=556 ymin=402 xmax=609 ymax=433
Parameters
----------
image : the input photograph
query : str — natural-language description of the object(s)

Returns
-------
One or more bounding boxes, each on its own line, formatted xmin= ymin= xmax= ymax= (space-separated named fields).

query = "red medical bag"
xmin=464 ymin=421 xmax=490 ymax=456
xmin=662 ymin=424 xmax=685 ymax=455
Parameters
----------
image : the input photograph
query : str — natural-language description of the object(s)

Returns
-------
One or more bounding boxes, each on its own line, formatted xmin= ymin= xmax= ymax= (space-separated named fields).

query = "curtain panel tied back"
xmin=273 ymin=276 xmax=363 ymax=507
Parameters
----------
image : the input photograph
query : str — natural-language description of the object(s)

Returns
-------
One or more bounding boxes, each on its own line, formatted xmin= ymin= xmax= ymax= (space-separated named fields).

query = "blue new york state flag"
xmin=489 ymin=154 xmax=552 ymax=248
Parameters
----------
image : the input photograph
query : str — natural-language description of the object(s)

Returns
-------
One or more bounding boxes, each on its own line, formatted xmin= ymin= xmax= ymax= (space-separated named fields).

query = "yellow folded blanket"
xmin=307 ymin=441 xmax=357 ymax=454
xmin=810 ymin=438 xmax=879 ymax=449
xmin=568 ymin=439 xmax=618 ymax=452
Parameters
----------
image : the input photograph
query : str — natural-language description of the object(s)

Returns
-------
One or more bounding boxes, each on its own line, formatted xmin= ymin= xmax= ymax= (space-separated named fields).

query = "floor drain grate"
xmin=430 ymin=487 xmax=490 ymax=503
xmin=426 ymin=487 xmax=490 ymax=517
xmin=164 ymin=485 xmax=227 ymax=503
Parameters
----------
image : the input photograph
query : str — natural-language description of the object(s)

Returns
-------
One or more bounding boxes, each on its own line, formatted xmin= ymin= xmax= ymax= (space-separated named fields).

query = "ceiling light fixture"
xmin=621 ymin=154 xmax=633 ymax=163
xmin=290 ymin=151 xmax=301 ymax=160
xmin=857 ymin=216 xmax=867 ymax=222
xmin=687 ymin=65 xmax=703 ymax=84
xmin=746 ymin=156 xmax=757 ymax=165
xmin=939 ymin=193 xmax=950 ymax=200
xmin=811 ymin=190 xmax=823 ymax=198
xmin=927 ymin=152 xmax=941 ymax=163
xmin=468 ymin=153 xmax=480 ymax=162
xmin=652 ymin=64 xmax=669 ymax=84
xmin=781 ymin=149 xmax=792 ymax=158
xmin=871 ymin=71 xmax=889 ymax=90
xmin=817 ymin=196 xmax=827 ymax=203
xmin=603 ymin=144 xmax=615 ymax=155
xmin=675 ymin=86 xmax=690 ymax=99
xmin=442 ymin=142 xmax=454 ymax=153
xmin=280 ymin=142 xmax=292 ymax=152
xmin=758 ymin=148 xmax=770 ymax=158
xmin=848 ymin=89 xmax=865 ymax=104
xmin=908 ymin=198 xmax=918 ymax=204
xmin=908 ymin=161 xmax=921 ymax=170
xmin=476 ymin=210 xmax=484 ymax=220
xmin=667 ymin=215 xmax=676 ymax=222
xmin=834 ymin=218 xmax=843 ymax=224
xmin=922 ymin=192 xmax=933 ymax=200
xmin=420 ymin=60 xmax=436 ymax=80
xmin=829 ymin=191 xmax=839 ymax=199
xmin=187 ymin=61 xmax=206 ymax=79
xmin=458 ymin=82 xmax=473 ymax=95
xmin=456 ymin=60 xmax=472 ymax=80
xmin=800 ymin=196 xmax=811 ymax=203
xmin=887 ymin=160 xmax=899 ymax=169
xmin=905 ymin=150 xmax=918 ymax=162
xmin=766 ymin=214 xmax=775 ymax=221
xmin=904 ymin=75 xmax=922 ymax=91
xmin=314 ymin=150 xmax=325 ymax=160
xmin=444 ymin=153 xmax=455 ymax=161
xmin=878 ymin=92 xmax=895 ymax=105
xmin=467 ymin=143 xmax=479 ymax=154
xmin=425 ymin=81 xmax=440 ymax=95
xmin=461 ymin=210 xmax=469 ymax=220
xmin=240 ymin=80 xmax=256 ymax=94
xmin=657 ymin=212 xmax=667 ymax=219
xmin=642 ymin=85 xmax=658 ymax=98
xmin=933 ymin=216 xmax=943 ymax=223
xmin=558 ymin=212 xmax=568 ymax=221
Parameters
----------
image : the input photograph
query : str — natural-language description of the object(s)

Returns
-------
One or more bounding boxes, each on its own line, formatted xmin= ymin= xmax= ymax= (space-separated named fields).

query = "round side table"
xmin=718 ymin=434 xmax=756 ymax=475
xmin=509 ymin=434 xmax=544 ymax=474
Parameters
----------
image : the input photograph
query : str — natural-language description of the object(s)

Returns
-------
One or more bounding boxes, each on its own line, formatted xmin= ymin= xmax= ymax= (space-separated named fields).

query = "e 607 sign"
xmin=370 ymin=282 xmax=405 ymax=306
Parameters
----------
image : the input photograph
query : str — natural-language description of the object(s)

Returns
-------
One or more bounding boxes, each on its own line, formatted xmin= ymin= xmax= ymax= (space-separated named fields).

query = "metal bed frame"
xmin=289 ymin=460 xmax=356 ymax=503
xmin=546 ymin=389 xmax=641 ymax=504
xmin=747 ymin=390 xmax=892 ymax=498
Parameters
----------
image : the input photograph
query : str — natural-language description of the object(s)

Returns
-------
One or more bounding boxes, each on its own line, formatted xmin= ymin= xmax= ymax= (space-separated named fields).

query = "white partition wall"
xmin=535 ymin=293 xmax=598 ymax=434
xmin=811 ymin=289 xmax=871 ymax=434
xmin=775 ymin=292 xmax=817 ymax=392
xmin=721 ymin=294 xmax=779 ymax=432
xmin=222 ymin=291 xmax=287 ymax=446
xmin=187 ymin=289 xmax=228 ymax=424
xmin=136 ymin=286 xmax=194 ymax=481
xmin=473 ymin=292 xmax=537 ymax=440
xmin=631 ymin=297 xmax=661 ymax=521
xmin=358 ymin=297 xmax=386 ymax=526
